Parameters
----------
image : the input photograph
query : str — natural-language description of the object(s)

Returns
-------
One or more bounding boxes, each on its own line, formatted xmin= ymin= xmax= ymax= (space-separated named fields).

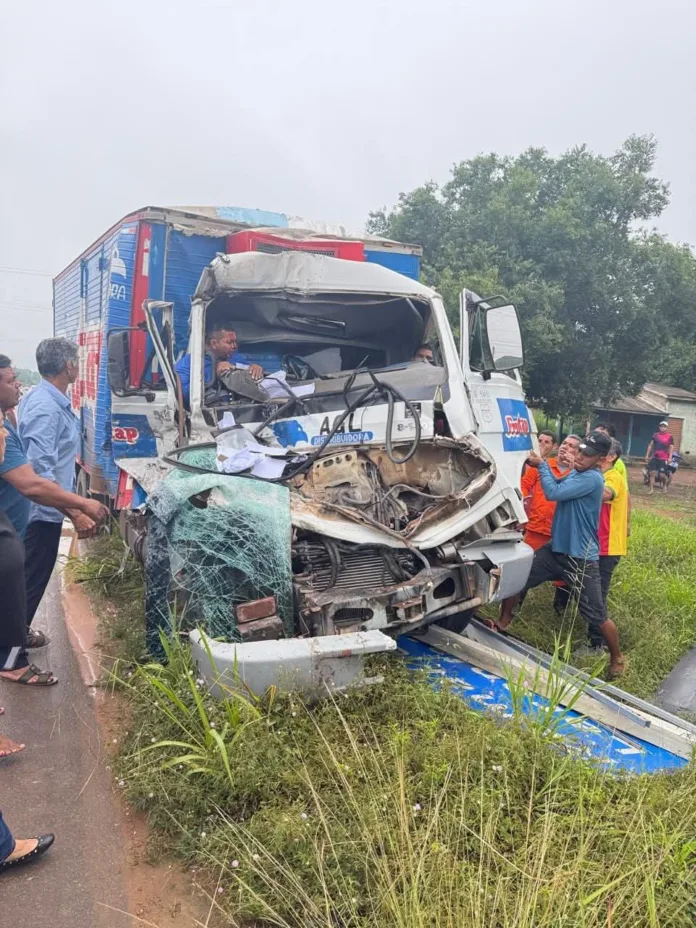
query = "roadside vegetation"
xmin=70 ymin=476 xmax=696 ymax=927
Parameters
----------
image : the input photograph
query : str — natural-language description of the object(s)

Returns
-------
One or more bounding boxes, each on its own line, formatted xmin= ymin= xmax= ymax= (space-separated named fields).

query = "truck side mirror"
xmin=485 ymin=304 xmax=523 ymax=371
xmin=107 ymin=330 xmax=130 ymax=395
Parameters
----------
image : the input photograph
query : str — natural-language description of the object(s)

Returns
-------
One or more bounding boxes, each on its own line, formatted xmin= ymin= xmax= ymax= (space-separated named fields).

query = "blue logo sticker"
xmin=271 ymin=420 xmax=309 ymax=447
xmin=310 ymin=431 xmax=374 ymax=446
xmin=497 ymin=398 xmax=532 ymax=452
xmin=111 ymin=413 xmax=157 ymax=458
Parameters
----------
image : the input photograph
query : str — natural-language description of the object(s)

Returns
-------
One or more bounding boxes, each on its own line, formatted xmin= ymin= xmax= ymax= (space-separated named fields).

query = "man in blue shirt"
xmin=497 ymin=431 xmax=624 ymax=679
xmin=19 ymin=338 xmax=93 ymax=647
xmin=0 ymin=357 xmax=108 ymax=685
xmin=174 ymin=324 xmax=266 ymax=406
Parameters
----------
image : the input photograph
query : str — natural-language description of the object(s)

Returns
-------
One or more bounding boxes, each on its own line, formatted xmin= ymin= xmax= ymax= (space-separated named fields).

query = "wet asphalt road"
xmin=0 ymin=573 xmax=130 ymax=927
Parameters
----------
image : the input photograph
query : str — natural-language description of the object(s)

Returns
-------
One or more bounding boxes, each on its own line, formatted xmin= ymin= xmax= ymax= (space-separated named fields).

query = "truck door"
xmin=459 ymin=290 xmax=533 ymax=491
xmin=105 ymin=301 xmax=181 ymax=483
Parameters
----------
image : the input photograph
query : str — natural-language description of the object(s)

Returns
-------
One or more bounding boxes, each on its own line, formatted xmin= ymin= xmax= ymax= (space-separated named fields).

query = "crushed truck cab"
xmin=55 ymin=207 xmax=535 ymax=694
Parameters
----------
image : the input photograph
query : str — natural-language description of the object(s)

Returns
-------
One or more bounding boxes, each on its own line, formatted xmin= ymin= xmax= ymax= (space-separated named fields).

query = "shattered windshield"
xmin=201 ymin=291 xmax=445 ymax=411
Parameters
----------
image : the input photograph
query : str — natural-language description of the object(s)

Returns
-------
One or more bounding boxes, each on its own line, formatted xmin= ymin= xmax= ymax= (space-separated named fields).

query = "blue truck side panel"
xmin=148 ymin=223 xmax=167 ymax=301
xmin=96 ymin=223 xmax=139 ymax=493
xmin=164 ymin=229 xmax=227 ymax=359
xmin=53 ymin=264 xmax=81 ymax=341
xmin=365 ymin=249 xmax=420 ymax=281
xmin=54 ymin=223 xmax=135 ymax=495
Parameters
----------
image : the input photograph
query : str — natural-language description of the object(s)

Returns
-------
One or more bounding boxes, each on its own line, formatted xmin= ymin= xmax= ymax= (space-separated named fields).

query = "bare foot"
xmin=6 ymin=838 xmax=38 ymax=862
xmin=608 ymin=656 xmax=625 ymax=680
xmin=0 ymin=735 xmax=25 ymax=758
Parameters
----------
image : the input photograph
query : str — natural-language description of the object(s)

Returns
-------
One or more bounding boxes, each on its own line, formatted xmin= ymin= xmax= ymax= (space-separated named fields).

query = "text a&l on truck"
xmin=54 ymin=206 xmax=536 ymax=690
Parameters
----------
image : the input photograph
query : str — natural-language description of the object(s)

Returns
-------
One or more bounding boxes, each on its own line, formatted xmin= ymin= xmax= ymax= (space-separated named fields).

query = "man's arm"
xmin=603 ymin=469 xmax=624 ymax=503
xmin=2 ymin=464 xmax=108 ymax=523
xmin=520 ymin=463 xmax=538 ymax=497
xmin=668 ymin=439 xmax=675 ymax=458
xmin=645 ymin=440 xmax=654 ymax=462
xmin=537 ymin=460 xmax=595 ymax=502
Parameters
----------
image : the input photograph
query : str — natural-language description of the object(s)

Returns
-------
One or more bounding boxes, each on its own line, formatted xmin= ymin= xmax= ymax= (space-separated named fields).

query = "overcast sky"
xmin=1 ymin=0 xmax=694 ymax=368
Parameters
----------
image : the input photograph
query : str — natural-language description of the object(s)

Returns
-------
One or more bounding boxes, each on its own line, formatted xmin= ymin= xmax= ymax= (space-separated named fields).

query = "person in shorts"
xmin=497 ymin=431 xmax=625 ymax=679
xmin=645 ymin=421 xmax=674 ymax=494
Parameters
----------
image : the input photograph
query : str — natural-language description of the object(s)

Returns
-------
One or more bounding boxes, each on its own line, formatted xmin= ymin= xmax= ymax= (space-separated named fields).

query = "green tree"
xmin=15 ymin=368 xmax=40 ymax=386
xmin=369 ymin=136 xmax=696 ymax=417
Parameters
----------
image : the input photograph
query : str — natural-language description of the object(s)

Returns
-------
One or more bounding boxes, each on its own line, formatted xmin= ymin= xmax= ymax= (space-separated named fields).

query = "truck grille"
xmin=294 ymin=539 xmax=421 ymax=593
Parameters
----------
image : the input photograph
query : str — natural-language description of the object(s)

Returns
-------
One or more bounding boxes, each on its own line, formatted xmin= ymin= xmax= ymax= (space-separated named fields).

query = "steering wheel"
xmin=283 ymin=355 xmax=318 ymax=381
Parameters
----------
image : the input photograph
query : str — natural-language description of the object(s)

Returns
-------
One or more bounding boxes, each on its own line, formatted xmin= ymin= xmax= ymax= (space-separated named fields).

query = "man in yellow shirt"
xmin=587 ymin=438 xmax=629 ymax=650
xmin=594 ymin=423 xmax=627 ymax=482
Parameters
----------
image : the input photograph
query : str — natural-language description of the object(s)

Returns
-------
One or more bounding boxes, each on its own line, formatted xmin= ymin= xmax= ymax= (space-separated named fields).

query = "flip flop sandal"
xmin=480 ymin=617 xmax=512 ymax=638
xmin=1 ymin=664 xmax=58 ymax=686
xmin=0 ymin=834 xmax=54 ymax=871
xmin=26 ymin=630 xmax=50 ymax=649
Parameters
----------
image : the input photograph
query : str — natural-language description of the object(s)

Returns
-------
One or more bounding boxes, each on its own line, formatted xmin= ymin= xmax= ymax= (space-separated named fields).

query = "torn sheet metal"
xmin=194 ymin=250 xmax=436 ymax=301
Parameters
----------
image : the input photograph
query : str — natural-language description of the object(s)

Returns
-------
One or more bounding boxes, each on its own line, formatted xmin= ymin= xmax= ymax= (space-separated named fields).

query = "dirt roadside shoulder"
xmin=61 ymin=554 xmax=214 ymax=928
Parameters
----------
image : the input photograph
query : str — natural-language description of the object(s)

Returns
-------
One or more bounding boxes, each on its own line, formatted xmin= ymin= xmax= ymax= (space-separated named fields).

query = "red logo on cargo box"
xmin=504 ymin=414 xmax=530 ymax=436
xmin=112 ymin=426 xmax=139 ymax=444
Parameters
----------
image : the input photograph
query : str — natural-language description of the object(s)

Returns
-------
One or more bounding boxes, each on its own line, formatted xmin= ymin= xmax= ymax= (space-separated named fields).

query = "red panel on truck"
xmin=129 ymin=222 xmax=152 ymax=387
xmin=227 ymin=230 xmax=364 ymax=262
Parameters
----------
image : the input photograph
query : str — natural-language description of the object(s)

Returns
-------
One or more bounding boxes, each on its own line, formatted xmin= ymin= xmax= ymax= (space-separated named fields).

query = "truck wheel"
xmin=435 ymin=610 xmax=474 ymax=635
xmin=76 ymin=467 xmax=90 ymax=499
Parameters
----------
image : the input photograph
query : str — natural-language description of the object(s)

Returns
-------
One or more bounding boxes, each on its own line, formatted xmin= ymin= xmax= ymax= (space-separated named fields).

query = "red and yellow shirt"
xmin=599 ymin=467 xmax=629 ymax=556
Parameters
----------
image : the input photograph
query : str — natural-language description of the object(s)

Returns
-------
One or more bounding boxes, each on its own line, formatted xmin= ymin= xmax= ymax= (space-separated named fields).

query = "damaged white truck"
xmin=54 ymin=206 xmax=535 ymax=692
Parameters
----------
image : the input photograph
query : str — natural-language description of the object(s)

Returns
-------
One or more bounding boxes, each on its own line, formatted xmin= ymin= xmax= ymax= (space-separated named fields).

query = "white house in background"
xmin=592 ymin=382 xmax=696 ymax=459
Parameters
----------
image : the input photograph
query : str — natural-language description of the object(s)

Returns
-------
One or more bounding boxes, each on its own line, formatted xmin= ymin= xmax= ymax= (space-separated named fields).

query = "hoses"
xmin=163 ymin=370 xmax=422 ymax=482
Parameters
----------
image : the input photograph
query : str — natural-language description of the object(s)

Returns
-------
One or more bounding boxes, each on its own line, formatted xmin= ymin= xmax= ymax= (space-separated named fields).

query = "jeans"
xmin=0 ymin=510 xmax=28 ymax=671
xmin=524 ymin=545 xmax=606 ymax=638
xmin=0 ymin=812 xmax=15 ymax=863
xmin=24 ymin=520 xmax=63 ymax=627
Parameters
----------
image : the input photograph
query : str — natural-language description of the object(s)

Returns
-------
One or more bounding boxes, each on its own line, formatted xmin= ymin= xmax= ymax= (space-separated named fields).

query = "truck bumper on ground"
xmin=190 ymin=628 xmax=397 ymax=697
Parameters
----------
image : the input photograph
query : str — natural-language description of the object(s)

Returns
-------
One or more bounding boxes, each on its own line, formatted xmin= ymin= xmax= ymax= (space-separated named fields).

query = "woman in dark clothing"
xmin=0 ymin=812 xmax=53 ymax=871
xmin=0 ymin=414 xmax=54 ymax=869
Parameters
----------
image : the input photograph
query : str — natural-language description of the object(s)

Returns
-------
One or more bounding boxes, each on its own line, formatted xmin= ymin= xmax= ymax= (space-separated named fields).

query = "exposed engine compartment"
xmin=291 ymin=438 xmax=496 ymax=537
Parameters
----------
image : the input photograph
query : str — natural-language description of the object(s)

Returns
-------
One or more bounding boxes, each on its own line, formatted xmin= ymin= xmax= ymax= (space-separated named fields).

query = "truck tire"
xmin=435 ymin=609 xmax=474 ymax=635
xmin=75 ymin=466 xmax=90 ymax=499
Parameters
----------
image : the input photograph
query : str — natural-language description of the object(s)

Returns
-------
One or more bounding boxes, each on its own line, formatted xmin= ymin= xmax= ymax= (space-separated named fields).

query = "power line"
xmin=0 ymin=265 xmax=53 ymax=278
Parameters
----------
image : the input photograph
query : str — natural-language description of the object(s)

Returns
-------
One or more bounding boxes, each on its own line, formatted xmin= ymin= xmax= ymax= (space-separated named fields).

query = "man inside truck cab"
xmin=174 ymin=324 xmax=268 ymax=406
xmin=412 ymin=344 xmax=434 ymax=363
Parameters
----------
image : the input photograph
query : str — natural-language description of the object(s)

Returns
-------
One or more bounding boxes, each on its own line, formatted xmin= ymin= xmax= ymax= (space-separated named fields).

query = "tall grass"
xmin=66 ymin=533 xmax=147 ymax=665
xmin=113 ymin=634 xmax=696 ymax=927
